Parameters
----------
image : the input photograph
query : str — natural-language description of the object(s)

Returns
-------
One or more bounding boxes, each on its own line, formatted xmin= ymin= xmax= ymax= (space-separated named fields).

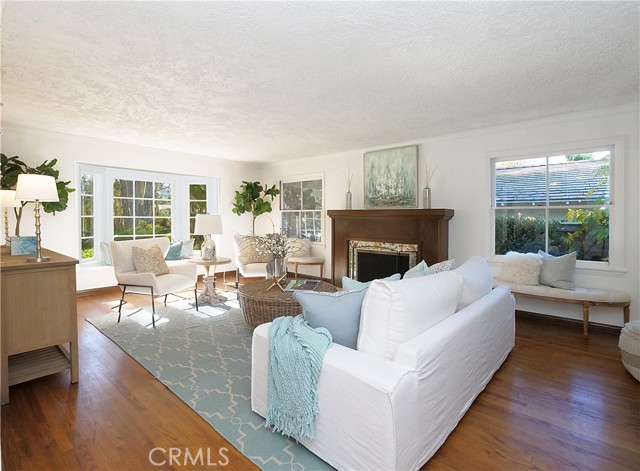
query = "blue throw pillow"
xmin=294 ymin=288 xmax=368 ymax=349
xmin=165 ymin=241 xmax=183 ymax=260
xmin=341 ymin=273 xmax=401 ymax=291
xmin=403 ymin=260 xmax=435 ymax=279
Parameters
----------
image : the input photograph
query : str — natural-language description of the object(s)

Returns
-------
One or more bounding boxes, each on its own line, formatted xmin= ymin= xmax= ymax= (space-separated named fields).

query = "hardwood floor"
xmin=2 ymin=285 xmax=639 ymax=470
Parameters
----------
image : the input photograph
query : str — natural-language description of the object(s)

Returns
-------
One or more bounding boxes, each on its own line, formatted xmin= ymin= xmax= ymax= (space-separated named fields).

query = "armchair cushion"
xmin=247 ymin=244 xmax=271 ymax=264
xmin=132 ymin=245 xmax=170 ymax=276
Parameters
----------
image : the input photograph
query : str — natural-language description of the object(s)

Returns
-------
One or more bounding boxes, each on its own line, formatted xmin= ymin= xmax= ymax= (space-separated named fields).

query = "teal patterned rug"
xmin=86 ymin=297 xmax=332 ymax=471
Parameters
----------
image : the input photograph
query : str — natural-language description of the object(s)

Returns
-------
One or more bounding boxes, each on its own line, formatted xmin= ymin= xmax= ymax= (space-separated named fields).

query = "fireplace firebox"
xmin=348 ymin=240 xmax=418 ymax=282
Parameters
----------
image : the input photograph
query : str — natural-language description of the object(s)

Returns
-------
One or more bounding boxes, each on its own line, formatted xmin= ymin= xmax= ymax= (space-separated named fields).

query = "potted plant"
xmin=1 ymin=154 xmax=75 ymax=236
xmin=231 ymin=181 xmax=280 ymax=234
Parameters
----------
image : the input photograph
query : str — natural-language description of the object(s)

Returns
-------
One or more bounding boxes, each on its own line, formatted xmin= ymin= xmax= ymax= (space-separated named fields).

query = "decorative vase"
xmin=346 ymin=191 xmax=353 ymax=210
xmin=423 ymin=187 xmax=432 ymax=209
xmin=267 ymin=256 xmax=287 ymax=278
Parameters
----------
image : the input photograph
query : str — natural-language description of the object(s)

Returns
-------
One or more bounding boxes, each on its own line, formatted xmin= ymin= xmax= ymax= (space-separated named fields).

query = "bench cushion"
xmin=493 ymin=278 xmax=630 ymax=303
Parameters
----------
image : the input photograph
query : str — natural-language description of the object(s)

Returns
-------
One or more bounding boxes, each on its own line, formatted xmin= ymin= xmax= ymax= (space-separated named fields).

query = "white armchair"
xmin=232 ymin=234 xmax=268 ymax=289
xmin=110 ymin=237 xmax=198 ymax=328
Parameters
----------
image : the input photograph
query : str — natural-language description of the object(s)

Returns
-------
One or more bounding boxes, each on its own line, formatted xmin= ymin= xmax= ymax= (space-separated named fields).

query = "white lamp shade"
xmin=0 ymin=189 xmax=21 ymax=208
xmin=194 ymin=214 xmax=223 ymax=235
xmin=15 ymin=174 xmax=59 ymax=202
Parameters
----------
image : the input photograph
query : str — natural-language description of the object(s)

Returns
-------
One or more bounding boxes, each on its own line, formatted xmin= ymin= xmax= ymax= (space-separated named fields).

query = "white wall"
xmin=262 ymin=104 xmax=639 ymax=325
xmin=3 ymin=104 xmax=637 ymax=325
xmin=1 ymin=125 xmax=260 ymax=289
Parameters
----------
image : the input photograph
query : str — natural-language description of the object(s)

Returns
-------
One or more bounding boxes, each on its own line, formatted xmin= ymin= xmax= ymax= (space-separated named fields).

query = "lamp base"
xmin=26 ymin=256 xmax=51 ymax=263
xmin=201 ymin=235 xmax=217 ymax=261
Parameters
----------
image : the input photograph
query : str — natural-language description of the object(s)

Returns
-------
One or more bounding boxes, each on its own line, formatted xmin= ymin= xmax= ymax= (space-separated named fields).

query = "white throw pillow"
xmin=501 ymin=251 xmax=542 ymax=285
xmin=357 ymin=271 xmax=463 ymax=360
xmin=452 ymin=256 xmax=493 ymax=310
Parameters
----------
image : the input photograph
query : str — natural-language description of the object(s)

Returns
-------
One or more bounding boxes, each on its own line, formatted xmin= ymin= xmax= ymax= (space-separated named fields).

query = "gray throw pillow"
xmin=294 ymin=288 xmax=368 ymax=349
xmin=538 ymin=251 xmax=576 ymax=290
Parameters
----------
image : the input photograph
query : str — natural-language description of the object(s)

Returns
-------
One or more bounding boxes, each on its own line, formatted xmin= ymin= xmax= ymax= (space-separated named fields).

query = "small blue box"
xmin=10 ymin=236 xmax=37 ymax=255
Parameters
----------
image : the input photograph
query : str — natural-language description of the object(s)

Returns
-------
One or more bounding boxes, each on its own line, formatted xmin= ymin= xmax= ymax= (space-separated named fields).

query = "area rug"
xmin=86 ymin=296 xmax=333 ymax=471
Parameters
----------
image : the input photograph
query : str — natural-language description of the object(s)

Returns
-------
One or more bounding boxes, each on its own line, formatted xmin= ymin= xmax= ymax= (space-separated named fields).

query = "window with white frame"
xmin=77 ymin=164 xmax=217 ymax=263
xmin=189 ymin=183 xmax=208 ymax=250
xmin=112 ymin=178 xmax=172 ymax=241
xmin=492 ymin=148 xmax=614 ymax=264
xmin=280 ymin=177 xmax=323 ymax=242
xmin=79 ymin=173 xmax=95 ymax=259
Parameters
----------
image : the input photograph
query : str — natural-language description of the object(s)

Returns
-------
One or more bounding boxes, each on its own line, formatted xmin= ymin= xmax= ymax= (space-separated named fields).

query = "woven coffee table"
xmin=238 ymin=279 xmax=337 ymax=328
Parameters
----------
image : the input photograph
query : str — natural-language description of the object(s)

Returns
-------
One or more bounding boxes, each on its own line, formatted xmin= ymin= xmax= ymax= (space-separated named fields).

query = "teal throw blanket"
xmin=266 ymin=315 xmax=332 ymax=441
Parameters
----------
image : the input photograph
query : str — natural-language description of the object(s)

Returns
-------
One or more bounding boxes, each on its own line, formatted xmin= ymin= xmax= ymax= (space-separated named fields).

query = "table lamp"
xmin=194 ymin=213 xmax=223 ymax=260
xmin=15 ymin=174 xmax=59 ymax=262
xmin=0 ymin=189 xmax=20 ymax=246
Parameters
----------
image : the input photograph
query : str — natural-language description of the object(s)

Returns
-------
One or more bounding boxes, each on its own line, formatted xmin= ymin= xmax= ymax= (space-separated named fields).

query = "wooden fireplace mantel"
xmin=327 ymin=208 xmax=454 ymax=286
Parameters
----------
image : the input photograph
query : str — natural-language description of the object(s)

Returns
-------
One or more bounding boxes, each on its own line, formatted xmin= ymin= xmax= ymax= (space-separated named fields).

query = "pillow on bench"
xmin=538 ymin=251 xmax=576 ymax=290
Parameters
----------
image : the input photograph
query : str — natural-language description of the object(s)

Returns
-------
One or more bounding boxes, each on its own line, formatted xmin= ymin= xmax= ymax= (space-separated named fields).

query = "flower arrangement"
xmin=249 ymin=232 xmax=293 ymax=258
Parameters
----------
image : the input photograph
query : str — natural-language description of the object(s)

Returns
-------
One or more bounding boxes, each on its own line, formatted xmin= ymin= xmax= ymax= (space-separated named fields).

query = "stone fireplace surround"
xmin=327 ymin=209 xmax=454 ymax=287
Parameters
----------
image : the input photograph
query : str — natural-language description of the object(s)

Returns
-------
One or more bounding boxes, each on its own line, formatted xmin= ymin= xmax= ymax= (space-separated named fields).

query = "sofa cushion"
xmin=132 ymin=245 xmax=170 ymax=276
xmin=538 ymin=251 xmax=576 ymax=290
xmin=341 ymin=273 xmax=401 ymax=291
xmin=452 ymin=256 xmax=493 ymax=310
xmin=294 ymin=288 xmax=368 ymax=349
xmin=501 ymin=251 xmax=542 ymax=285
xmin=357 ymin=271 xmax=464 ymax=360
xmin=403 ymin=260 xmax=435 ymax=279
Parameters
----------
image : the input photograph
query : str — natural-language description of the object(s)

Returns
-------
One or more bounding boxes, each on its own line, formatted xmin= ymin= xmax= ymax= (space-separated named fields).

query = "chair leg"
xmin=194 ymin=286 xmax=199 ymax=312
xmin=117 ymin=286 xmax=127 ymax=323
xmin=164 ymin=294 xmax=168 ymax=306
xmin=295 ymin=263 xmax=299 ymax=279
xmin=235 ymin=268 xmax=240 ymax=289
xmin=320 ymin=263 xmax=324 ymax=280
xmin=150 ymin=287 xmax=156 ymax=329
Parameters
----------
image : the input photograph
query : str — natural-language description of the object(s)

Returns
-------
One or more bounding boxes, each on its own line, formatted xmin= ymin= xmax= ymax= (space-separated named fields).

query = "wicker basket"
xmin=238 ymin=279 xmax=336 ymax=328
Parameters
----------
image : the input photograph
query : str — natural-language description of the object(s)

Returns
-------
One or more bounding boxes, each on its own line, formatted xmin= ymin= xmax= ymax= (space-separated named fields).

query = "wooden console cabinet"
xmin=1 ymin=248 xmax=79 ymax=405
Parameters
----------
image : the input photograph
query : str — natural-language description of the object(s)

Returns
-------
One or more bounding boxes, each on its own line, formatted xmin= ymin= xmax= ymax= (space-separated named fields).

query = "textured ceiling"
xmin=1 ymin=1 xmax=638 ymax=163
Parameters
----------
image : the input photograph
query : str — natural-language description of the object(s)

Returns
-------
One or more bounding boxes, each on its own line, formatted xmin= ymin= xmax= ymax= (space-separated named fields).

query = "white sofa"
xmin=251 ymin=256 xmax=515 ymax=470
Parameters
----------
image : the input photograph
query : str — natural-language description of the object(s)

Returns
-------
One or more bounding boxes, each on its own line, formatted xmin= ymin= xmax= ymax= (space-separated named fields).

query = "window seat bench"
xmin=493 ymin=279 xmax=630 ymax=338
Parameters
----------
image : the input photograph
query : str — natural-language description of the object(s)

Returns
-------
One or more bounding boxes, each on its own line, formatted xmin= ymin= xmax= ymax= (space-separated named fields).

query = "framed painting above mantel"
xmin=364 ymin=145 xmax=418 ymax=209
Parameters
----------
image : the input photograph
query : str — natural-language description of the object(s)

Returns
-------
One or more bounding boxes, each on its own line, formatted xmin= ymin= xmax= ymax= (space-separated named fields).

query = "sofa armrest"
xmin=251 ymin=323 xmax=416 ymax=470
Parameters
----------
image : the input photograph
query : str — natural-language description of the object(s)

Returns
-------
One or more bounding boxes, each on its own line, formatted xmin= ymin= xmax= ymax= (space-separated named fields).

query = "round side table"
xmin=189 ymin=257 xmax=232 ymax=304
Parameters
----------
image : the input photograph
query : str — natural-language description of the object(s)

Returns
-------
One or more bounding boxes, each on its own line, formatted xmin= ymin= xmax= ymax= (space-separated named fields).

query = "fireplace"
xmin=327 ymin=209 xmax=454 ymax=287
xmin=349 ymin=241 xmax=418 ymax=281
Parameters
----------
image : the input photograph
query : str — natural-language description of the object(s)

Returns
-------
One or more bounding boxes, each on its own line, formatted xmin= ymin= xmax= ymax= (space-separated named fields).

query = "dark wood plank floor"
xmin=2 ymin=285 xmax=639 ymax=470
